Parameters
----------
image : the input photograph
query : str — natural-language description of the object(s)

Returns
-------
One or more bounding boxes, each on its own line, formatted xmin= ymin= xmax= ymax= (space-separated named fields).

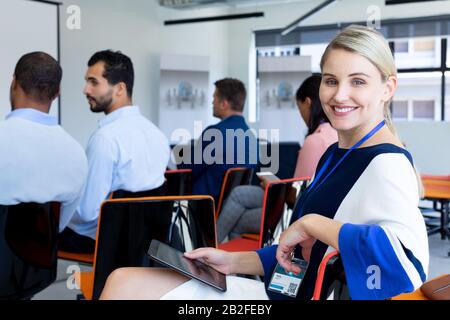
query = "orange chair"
xmin=164 ymin=169 xmax=192 ymax=196
xmin=0 ymin=202 xmax=60 ymax=299
xmin=312 ymin=251 xmax=349 ymax=300
xmin=58 ymin=186 xmax=167 ymax=265
xmin=313 ymin=252 xmax=450 ymax=300
xmin=215 ymin=167 xmax=254 ymax=218
xmin=218 ymin=177 xmax=309 ymax=252
xmin=76 ymin=195 xmax=216 ymax=300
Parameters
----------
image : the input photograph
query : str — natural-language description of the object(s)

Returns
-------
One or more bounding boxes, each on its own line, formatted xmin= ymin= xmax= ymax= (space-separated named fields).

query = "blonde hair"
xmin=320 ymin=25 xmax=424 ymax=198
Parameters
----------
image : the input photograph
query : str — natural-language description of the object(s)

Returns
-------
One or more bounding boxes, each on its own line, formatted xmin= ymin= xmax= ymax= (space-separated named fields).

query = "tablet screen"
xmin=148 ymin=239 xmax=227 ymax=292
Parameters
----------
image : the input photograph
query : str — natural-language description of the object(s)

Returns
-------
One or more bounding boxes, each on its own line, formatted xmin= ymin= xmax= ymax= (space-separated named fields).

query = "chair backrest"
xmin=91 ymin=195 xmax=216 ymax=299
xmin=216 ymin=167 xmax=254 ymax=218
xmin=258 ymin=177 xmax=309 ymax=248
xmin=252 ymin=142 xmax=300 ymax=185
xmin=0 ymin=202 xmax=60 ymax=299
xmin=313 ymin=251 xmax=349 ymax=300
xmin=164 ymin=169 xmax=192 ymax=196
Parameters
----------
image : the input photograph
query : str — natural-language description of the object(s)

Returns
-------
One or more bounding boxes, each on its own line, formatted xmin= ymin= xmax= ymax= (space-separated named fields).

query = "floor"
xmin=32 ymin=232 xmax=450 ymax=300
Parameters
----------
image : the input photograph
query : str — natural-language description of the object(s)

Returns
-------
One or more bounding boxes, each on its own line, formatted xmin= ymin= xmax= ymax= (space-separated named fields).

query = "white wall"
xmin=60 ymin=0 xmax=229 ymax=146
xmin=396 ymin=122 xmax=450 ymax=175
xmin=0 ymin=0 xmax=58 ymax=119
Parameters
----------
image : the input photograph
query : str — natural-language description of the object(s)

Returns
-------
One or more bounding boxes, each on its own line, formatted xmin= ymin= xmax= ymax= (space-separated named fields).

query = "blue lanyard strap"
xmin=306 ymin=120 xmax=386 ymax=194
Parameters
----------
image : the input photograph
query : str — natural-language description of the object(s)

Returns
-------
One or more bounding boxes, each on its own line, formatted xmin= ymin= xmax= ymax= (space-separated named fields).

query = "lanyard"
xmin=306 ymin=120 xmax=386 ymax=195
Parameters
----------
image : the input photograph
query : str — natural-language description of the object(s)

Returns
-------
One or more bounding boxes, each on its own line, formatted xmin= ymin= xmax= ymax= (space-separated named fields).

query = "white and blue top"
xmin=257 ymin=143 xmax=429 ymax=300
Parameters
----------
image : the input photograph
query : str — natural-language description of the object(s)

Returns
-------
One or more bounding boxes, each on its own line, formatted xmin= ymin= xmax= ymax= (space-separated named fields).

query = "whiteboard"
xmin=0 ymin=0 xmax=59 ymax=120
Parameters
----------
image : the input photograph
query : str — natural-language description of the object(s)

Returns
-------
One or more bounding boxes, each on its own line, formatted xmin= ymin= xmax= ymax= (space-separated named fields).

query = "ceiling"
xmin=159 ymin=0 xmax=312 ymax=10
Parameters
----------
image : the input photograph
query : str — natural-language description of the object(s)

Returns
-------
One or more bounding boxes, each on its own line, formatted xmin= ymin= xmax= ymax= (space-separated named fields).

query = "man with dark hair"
xmin=59 ymin=50 xmax=170 ymax=253
xmin=0 ymin=52 xmax=88 ymax=231
xmin=178 ymin=77 xmax=258 ymax=201
xmin=213 ymin=78 xmax=246 ymax=114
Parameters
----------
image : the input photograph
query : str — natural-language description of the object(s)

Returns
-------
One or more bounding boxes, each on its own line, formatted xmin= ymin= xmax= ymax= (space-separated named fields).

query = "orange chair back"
xmin=215 ymin=167 xmax=254 ymax=218
xmin=258 ymin=176 xmax=309 ymax=248
xmin=89 ymin=195 xmax=216 ymax=299
xmin=164 ymin=169 xmax=192 ymax=196
xmin=312 ymin=251 xmax=349 ymax=300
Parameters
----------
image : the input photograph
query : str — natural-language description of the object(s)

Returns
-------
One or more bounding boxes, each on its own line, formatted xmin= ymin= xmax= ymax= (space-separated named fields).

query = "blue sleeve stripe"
xmin=256 ymin=245 xmax=278 ymax=277
xmin=401 ymin=243 xmax=427 ymax=283
xmin=339 ymin=223 xmax=415 ymax=299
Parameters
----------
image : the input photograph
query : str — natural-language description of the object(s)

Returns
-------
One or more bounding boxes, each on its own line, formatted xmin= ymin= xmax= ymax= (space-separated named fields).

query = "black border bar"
xmin=27 ymin=0 xmax=62 ymax=5
xmin=386 ymin=0 xmax=439 ymax=5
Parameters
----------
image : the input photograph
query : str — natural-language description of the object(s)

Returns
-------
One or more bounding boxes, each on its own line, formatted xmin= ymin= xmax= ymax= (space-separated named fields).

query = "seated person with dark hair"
xmin=59 ymin=50 xmax=170 ymax=253
xmin=0 ymin=52 xmax=88 ymax=231
xmin=178 ymin=78 xmax=258 ymax=201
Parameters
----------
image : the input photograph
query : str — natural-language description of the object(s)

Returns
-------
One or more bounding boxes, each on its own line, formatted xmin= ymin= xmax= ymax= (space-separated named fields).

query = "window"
xmin=392 ymin=99 xmax=437 ymax=121
xmin=257 ymin=46 xmax=299 ymax=58
xmin=412 ymin=100 xmax=435 ymax=120
xmin=446 ymin=71 xmax=450 ymax=121
xmin=394 ymin=40 xmax=409 ymax=53
xmin=392 ymin=37 xmax=441 ymax=69
xmin=447 ymin=37 xmax=450 ymax=68
xmin=393 ymin=35 xmax=449 ymax=121
xmin=396 ymin=72 xmax=441 ymax=121
xmin=299 ymin=43 xmax=328 ymax=73
xmin=392 ymin=100 xmax=408 ymax=120
xmin=254 ymin=16 xmax=450 ymax=122
xmin=414 ymin=38 xmax=435 ymax=52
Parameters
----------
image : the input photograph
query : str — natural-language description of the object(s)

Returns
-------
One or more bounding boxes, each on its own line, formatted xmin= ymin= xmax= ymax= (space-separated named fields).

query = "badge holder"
xmin=268 ymin=257 xmax=309 ymax=298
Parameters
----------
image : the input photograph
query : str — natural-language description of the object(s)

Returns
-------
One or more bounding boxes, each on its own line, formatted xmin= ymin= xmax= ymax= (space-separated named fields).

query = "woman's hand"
xmin=184 ymin=248 xmax=234 ymax=274
xmin=276 ymin=214 xmax=342 ymax=274
xmin=276 ymin=216 xmax=316 ymax=274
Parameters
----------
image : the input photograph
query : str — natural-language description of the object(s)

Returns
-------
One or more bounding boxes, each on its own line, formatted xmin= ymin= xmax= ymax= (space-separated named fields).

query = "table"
xmin=421 ymin=175 xmax=450 ymax=257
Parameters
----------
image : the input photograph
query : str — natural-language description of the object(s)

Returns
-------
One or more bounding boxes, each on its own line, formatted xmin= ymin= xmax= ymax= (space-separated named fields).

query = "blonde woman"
xmin=100 ymin=25 xmax=429 ymax=300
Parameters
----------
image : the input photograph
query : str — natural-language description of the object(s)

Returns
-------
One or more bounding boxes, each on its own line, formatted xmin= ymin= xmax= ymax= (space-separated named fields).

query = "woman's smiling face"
xmin=319 ymin=48 xmax=395 ymax=137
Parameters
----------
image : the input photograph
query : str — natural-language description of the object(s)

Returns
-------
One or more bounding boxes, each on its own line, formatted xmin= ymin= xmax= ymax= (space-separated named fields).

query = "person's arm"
xmin=281 ymin=154 xmax=429 ymax=299
xmin=77 ymin=134 xmax=116 ymax=223
xmin=276 ymin=214 xmax=342 ymax=274
xmin=184 ymin=248 xmax=264 ymax=276
xmin=336 ymin=155 xmax=429 ymax=299
xmin=59 ymin=181 xmax=86 ymax=231
xmin=58 ymin=153 xmax=89 ymax=231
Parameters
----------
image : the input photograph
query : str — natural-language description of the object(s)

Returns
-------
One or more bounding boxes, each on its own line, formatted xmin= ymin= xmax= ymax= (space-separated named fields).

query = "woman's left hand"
xmin=276 ymin=216 xmax=316 ymax=274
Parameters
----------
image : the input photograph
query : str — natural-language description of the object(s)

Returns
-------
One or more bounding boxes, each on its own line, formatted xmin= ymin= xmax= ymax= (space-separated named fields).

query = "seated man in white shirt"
xmin=0 ymin=51 xmax=88 ymax=231
xmin=59 ymin=50 xmax=170 ymax=253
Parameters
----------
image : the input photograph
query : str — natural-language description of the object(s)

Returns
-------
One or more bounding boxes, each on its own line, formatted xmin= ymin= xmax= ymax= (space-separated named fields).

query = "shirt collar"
xmin=5 ymin=108 xmax=58 ymax=126
xmin=98 ymin=105 xmax=140 ymax=128
xmin=221 ymin=114 xmax=243 ymax=122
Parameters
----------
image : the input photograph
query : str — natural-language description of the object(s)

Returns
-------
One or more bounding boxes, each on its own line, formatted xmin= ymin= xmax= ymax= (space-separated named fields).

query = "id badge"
xmin=268 ymin=258 xmax=309 ymax=298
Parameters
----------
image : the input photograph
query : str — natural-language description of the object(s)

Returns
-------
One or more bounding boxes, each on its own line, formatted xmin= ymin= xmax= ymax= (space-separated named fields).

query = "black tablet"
xmin=147 ymin=239 xmax=227 ymax=292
